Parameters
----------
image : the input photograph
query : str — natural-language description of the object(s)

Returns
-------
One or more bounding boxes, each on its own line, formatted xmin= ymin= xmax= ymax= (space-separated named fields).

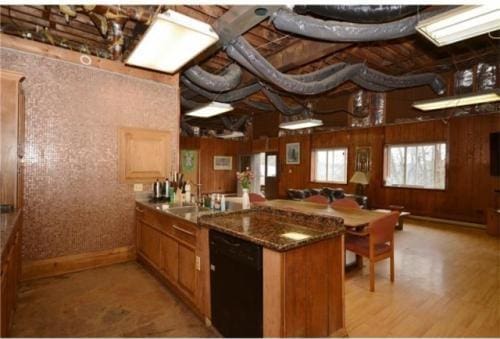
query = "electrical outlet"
xmin=133 ymin=184 xmax=143 ymax=192
xmin=196 ymin=256 xmax=201 ymax=271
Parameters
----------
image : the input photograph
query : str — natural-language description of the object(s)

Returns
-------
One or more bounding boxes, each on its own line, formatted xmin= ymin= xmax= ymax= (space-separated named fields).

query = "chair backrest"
xmin=249 ymin=193 xmax=266 ymax=203
xmin=369 ymin=211 xmax=399 ymax=245
xmin=303 ymin=194 xmax=329 ymax=205
xmin=331 ymin=198 xmax=361 ymax=209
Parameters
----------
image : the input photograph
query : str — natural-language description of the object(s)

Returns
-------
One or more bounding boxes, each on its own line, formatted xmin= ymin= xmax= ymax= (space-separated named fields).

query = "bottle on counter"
xmin=153 ymin=179 xmax=161 ymax=199
xmin=210 ymin=193 xmax=216 ymax=209
xmin=185 ymin=182 xmax=191 ymax=203
xmin=164 ymin=178 xmax=170 ymax=200
xmin=214 ymin=194 xmax=221 ymax=210
xmin=221 ymin=194 xmax=226 ymax=212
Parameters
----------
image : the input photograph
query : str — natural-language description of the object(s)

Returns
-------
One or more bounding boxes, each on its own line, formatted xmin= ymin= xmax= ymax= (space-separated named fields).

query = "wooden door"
xmin=178 ymin=243 xmax=196 ymax=298
xmin=139 ymin=223 xmax=162 ymax=269
xmin=119 ymin=127 xmax=172 ymax=183
xmin=265 ymin=153 xmax=279 ymax=199
xmin=161 ymin=235 xmax=179 ymax=282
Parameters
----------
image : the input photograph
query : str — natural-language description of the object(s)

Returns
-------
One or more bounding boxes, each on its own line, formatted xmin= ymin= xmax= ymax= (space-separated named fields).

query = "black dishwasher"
xmin=210 ymin=230 xmax=263 ymax=338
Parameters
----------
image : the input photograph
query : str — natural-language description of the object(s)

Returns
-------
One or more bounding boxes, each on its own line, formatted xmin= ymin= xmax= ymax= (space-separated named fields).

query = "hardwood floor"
xmin=10 ymin=219 xmax=499 ymax=337
xmin=345 ymin=218 xmax=500 ymax=337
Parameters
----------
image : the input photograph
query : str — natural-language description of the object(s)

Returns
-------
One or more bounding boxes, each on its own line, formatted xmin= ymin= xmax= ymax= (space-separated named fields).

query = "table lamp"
xmin=350 ymin=171 xmax=370 ymax=196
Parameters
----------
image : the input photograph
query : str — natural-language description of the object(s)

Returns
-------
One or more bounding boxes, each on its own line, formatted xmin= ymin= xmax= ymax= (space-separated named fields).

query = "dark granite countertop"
xmin=198 ymin=206 xmax=345 ymax=252
xmin=136 ymin=199 xmax=227 ymax=224
xmin=1 ymin=209 xmax=22 ymax=255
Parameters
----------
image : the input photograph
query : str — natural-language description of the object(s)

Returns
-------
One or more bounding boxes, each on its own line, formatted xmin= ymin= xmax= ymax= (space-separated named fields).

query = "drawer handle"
xmin=135 ymin=207 xmax=144 ymax=213
xmin=172 ymin=225 xmax=195 ymax=236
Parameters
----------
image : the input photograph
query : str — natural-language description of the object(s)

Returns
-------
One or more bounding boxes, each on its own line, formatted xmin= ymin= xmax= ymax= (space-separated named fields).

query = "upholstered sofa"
xmin=286 ymin=187 xmax=368 ymax=209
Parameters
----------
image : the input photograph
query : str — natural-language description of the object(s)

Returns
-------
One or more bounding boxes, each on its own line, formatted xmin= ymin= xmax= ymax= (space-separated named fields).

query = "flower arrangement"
xmin=236 ymin=167 xmax=254 ymax=189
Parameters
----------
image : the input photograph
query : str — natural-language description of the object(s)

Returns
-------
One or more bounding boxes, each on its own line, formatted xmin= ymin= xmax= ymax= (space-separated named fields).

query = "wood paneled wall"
xmin=276 ymin=113 xmax=500 ymax=224
xmin=180 ymin=137 xmax=251 ymax=194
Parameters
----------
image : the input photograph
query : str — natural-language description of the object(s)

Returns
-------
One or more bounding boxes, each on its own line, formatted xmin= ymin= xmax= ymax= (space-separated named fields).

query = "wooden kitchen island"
xmin=199 ymin=206 xmax=346 ymax=337
xmin=135 ymin=201 xmax=346 ymax=338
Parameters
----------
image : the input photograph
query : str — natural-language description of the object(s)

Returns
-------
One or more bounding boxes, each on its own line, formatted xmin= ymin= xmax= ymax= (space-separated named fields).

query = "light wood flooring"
xmin=10 ymin=219 xmax=500 ymax=337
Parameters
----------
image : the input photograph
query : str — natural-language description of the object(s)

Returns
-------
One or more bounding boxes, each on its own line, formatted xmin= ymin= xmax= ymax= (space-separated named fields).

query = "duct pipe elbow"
xmin=184 ymin=64 xmax=242 ymax=92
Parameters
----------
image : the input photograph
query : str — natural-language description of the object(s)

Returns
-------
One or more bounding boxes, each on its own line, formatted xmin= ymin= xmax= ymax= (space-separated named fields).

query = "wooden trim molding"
xmin=0 ymin=33 xmax=178 ymax=86
xmin=21 ymin=246 xmax=136 ymax=281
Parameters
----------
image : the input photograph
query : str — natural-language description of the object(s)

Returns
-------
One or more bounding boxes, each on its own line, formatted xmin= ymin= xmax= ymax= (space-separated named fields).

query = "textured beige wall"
xmin=0 ymin=47 xmax=180 ymax=260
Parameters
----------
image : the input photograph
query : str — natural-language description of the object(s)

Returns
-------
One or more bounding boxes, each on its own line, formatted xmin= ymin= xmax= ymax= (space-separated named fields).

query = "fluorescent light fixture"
xmin=185 ymin=102 xmax=233 ymax=118
xmin=126 ymin=10 xmax=219 ymax=73
xmin=416 ymin=6 xmax=500 ymax=46
xmin=217 ymin=131 xmax=245 ymax=139
xmin=413 ymin=89 xmax=500 ymax=111
xmin=279 ymin=118 xmax=323 ymax=130
xmin=281 ymin=232 xmax=311 ymax=241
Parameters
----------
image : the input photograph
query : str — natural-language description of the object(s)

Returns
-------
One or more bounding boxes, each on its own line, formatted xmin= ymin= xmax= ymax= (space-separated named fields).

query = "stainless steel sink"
xmin=167 ymin=206 xmax=212 ymax=214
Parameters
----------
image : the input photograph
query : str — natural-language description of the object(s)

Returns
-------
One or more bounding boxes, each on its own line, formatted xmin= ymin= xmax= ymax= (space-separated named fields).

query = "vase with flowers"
xmin=236 ymin=167 xmax=254 ymax=209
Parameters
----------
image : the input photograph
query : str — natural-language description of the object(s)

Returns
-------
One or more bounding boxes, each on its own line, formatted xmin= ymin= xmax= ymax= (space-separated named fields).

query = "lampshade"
xmin=350 ymin=171 xmax=370 ymax=185
xmin=413 ymin=89 xmax=500 ymax=111
xmin=125 ymin=10 xmax=219 ymax=73
xmin=416 ymin=6 xmax=500 ymax=46
xmin=185 ymin=102 xmax=233 ymax=118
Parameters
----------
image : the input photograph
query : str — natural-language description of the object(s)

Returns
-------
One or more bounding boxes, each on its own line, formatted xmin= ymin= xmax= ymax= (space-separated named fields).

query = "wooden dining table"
xmin=255 ymin=199 xmax=387 ymax=228
xmin=255 ymin=199 xmax=388 ymax=271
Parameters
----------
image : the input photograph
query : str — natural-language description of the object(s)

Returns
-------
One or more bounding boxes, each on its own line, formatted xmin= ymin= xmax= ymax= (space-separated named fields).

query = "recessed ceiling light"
xmin=126 ymin=10 xmax=219 ymax=73
xmin=279 ymin=118 xmax=323 ymax=130
xmin=416 ymin=6 xmax=500 ymax=46
xmin=185 ymin=102 xmax=233 ymax=118
xmin=413 ymin=89 xmax=500 ymax=111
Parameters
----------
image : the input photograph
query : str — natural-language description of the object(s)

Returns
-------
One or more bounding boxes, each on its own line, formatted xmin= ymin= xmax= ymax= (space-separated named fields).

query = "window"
xmin=266 ymin=154 xmax=277 ymax=177
xmin=312 ymin=148 xmax=348 ymax=183
xmin=384 ymin=143 xmax=447 ymax=189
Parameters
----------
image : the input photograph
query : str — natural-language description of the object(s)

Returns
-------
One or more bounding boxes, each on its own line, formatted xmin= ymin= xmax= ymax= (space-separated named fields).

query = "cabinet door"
xmin=178 ymin=243 xmax=196 ymax=298
xmin=161 ymin=235 xmax=178 ymax=282
xmin=119 ymin=127 xmax=171 ymax=183
xmin=139 ymin=222 xmax=162 ymax=268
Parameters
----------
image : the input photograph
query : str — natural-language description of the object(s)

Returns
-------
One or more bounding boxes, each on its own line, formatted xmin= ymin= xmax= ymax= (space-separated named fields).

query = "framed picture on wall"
xmin=286 ymin=143 xmax=300 ymax=165
xmin=355 ymin=146 xmax=371 ymax=173
xmin=213 ymin=156 xmax=233 ymax=170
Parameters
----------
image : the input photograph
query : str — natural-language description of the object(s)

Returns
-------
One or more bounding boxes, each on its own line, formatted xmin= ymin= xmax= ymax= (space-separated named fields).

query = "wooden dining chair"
xmin=303 ymin=194 xmax=329 ymax=205
xmin=249 ymin=193 xmax=266 ymax=203
xmin=331 ymin=198 xmax=361 ymax=209
xmin=345 ymin=211 xmax=399 ymax=292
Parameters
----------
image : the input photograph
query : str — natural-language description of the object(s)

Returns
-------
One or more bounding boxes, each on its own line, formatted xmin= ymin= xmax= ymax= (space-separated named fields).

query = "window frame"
xmin=311 ymin=147 xmax=349 ymax=184
xmin=383 ymin=142 xmax=448 ymax=191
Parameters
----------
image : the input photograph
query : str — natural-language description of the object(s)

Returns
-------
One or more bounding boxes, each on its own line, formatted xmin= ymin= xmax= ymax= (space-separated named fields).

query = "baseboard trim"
xmin=408 ymin=215 xmax=486 ymax=229
xmin=22 ymin=246 xmax=136 ymax=281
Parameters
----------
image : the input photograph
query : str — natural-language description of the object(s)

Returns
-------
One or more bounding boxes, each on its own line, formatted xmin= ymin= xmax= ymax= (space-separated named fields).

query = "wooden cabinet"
xmin=160 ymin=235 xmax=178 ymax=281
xmin=177 ymin=243 xmax=196 ymax=296
xmin=1 ymin=211 xmax=22 ymax=337
xmin=1 ymin=69 xmax=25 ymax=208
xmin=139 ymin=222 xmax=162 ymax=268
xmin=135 ymin=204 xmax=202 ymax=311
xmin=119 ymin=127 xmax=172 ymax=183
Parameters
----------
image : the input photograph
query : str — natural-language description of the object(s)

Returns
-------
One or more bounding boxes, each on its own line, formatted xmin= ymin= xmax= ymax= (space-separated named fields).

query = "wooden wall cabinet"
xmin=1 ymin=69 xmax=25 ymax=208
xmin=1 ymin=211 xmax=23 ymax=337
xmin=119 ymin=128 xmax=171 ymax=183
xmin=135 ymin=204 xmax=201 ymax=310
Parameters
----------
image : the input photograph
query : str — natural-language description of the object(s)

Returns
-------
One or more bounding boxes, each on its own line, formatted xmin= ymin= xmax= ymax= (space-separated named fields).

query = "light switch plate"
xmin=133 ymin=184 xmax=143 ymax=192
xmin=196 ymin=256 xmax=201 ymax=271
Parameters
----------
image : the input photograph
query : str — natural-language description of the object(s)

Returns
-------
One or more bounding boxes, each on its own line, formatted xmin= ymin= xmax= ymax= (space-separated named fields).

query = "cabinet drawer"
xmin=142 ymin=208 xmax=173 ymax=235
xmin=171 ymin=219 xmax=198 ymax=246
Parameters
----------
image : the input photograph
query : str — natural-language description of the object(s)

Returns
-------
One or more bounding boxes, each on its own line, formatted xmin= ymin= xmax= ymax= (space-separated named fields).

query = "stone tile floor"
xmin=11 ymin=262 xmax=217 ymax=337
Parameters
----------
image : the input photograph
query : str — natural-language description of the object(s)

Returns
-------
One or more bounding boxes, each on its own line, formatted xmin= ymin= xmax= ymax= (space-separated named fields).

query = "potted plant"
xmin=236 ymin=167 xmax=254 ymax=209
